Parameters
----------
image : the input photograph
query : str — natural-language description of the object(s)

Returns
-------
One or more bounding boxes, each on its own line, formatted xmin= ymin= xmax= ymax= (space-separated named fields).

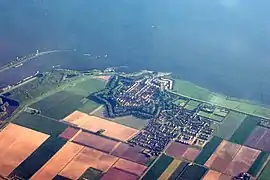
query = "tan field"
xmin=59 ymin=147 xmax=118 ymax=179
xmin=158 ymin=159 xmax=182 ymax=180
xmin=64 ymin=111 xmax=139 ymax=141
xmin=113 ymin=158 xmax=148 ymax=176
xmin=202 ymin=170 xmax=221 ymax=180
xmin=30 ymin=142 xmax=83 ymax=180
xmin=0 ymin=123 xmax=49 ymax=177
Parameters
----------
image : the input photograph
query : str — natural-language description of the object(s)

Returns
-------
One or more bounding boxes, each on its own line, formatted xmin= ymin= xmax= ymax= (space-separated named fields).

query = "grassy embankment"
xmin=172 ymin=78 xmax=270 ymax=119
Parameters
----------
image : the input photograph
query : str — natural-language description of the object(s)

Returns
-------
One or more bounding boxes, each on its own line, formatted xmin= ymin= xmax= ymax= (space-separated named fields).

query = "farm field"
xmin=112 ymin=158 xmax=148 ymax=176
xmin=197 ymin=110 xmax=224 ymax=122
xmin=173 ymin=78 xmax=270 ymax=119
xmin=248 ymin=152 xmax=269 ymax=177
xmin=204 ymin=140 xmax=261 ymax=177
xmin=225 ymin=146 xmax=260 ymax=177
xmin=93 ymin=107 xmax=149 ymax=130
xmin=12 ymin=112 xmax=68 ymax=136
xmin=245 ymin=126 xmax=270 ymax=152
xmin=214 ymin=111 xmax=247 ymax=139
xmin=142 ymin=154 xmax=173 ymax=180
xmin=0 ymin=124 xmax=49 ymax=177
xmin=64 ymin=111 xmax=139 ymax=141
xmin=202 ymin=170 xmax=233 ymax=180
xmin=168 ymin=161 xmax=188 ymax=180
xmin=158 ymin=159 xmax=181 ymax=180
xmin=31 ymin=142 xmax=84 ymax=180
xmin=65 ymin=78 xmax=106 ymax=97
xmin=29 ymin=78 xmax=106 ymax=120
xmin=173 ymin=79 xmax=212 ymax=101
xmin=59 ymin=147 xmax=118 ymax=179
xmin=184 ymin=100 xmax=201 ymax=110
xmin=165 ymin=141 xmax=200 ymax=161
xmin=258 ymin=161 xmax=270 ymax=180
xmin=111 ymin=142 xmax=150 ymax=165
xmin=11 ymin=136 xmax=67 ymax=179
xmin=194 ymin=136 xmax=223 ymax=165
xmin=59 ymin=127 xmax=80 ymax=140
xmin=178 ymin=163 xmax=207 ymax=180
xmin=230 ymin=116 xmax=261 ymax=145
xmin=77 ymin=100 xmax=100 ymax=114
xmin=78 ymin=168 xmax=103 ymax=180
xmin=101 ymin=167 xmax=138 ymax=180
xmin=72 ymin=131 xmax=119 ymax=153
xmin=205 ymin=140 xmax=241 ymax=173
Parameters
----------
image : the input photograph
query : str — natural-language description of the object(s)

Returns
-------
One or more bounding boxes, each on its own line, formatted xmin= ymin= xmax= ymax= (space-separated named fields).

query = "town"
xmin=91 ymin=73 xmax=217 ymax=155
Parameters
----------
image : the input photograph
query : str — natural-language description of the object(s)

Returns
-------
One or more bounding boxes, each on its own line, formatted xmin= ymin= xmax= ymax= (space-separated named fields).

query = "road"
xmin=0 ymin=49 xmax=74 ymax=73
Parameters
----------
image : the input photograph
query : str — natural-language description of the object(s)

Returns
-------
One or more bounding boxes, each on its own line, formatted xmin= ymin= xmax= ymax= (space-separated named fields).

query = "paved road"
xmin=0 ymin=49 xmax=74 ymax=73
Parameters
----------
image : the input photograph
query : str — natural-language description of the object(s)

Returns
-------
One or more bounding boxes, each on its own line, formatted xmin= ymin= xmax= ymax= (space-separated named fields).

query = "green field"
xmin=93 ymin=107 xmax=149 ymax=130
xmin=12 ymin=112 xmax=67 ymax=136
xmin=229 ymin=116 xmax=261 ymax=145
xmin=197 ymin=111 xmax=224 ymax=122
xmin=142 ymin=154 xmax=174 ymax=180
xmin=184 ymin=100 xmax=201 ymax=110
xmin=30 ymin=91 xmax=84 ymax=119
xmin=65 ymin=78 xmax=106 ymax=96
xmin=214 ymin=111 xmax=247 ymax=139
xmin=173 ymin=79 xmax=212 ymax=101
xmin=77 ymin=100 xmax=101 ymax=114
xmin=258 ymin=160 xmax=270 ymax=180
xmin=173 ymin=78 xmax=270 ymax=119
xmin=194 ymin=136 xmax=223 ymax=165
xmin=30 ymin=78 xmax=106 ymax=119
xmin=248 ymin=152 xmax=269 ymax=177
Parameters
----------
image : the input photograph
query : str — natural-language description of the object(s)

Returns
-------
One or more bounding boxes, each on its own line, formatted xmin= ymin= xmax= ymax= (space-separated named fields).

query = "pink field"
xmin=165 ymin=142 xmax=188 ymax=159
xmin=72 ymin=131 xmax=119 ymax=153
xmin=111 ymin=143 xmax=149 ymax=165
xmin=113 ymin=159 xmax=147 ymax=176
xmin=205 ymin=140 xmax=241 ymax=173
xmin=225 ymin=146 xmax=260 ymax=177
xmin=182 ymin=147 xmax=200 ymax=161
xmin=64 ymin=111 xmax=139 ymax=141
xmin=59 ymin=127 xmax=80 ymax=140
xmin=101 ymin=168 xmax=138 ymax=180
xmin=245 ymin=126 xmax=270 ymax=152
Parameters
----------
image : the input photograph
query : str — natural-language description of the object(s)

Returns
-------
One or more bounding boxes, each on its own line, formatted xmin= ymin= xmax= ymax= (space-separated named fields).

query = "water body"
xmin=0 ymin=0 xmax=270 ymax=104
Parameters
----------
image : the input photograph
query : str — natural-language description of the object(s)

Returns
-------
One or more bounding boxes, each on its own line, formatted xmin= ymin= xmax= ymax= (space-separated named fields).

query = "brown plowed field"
xmin=64 ymin=111 xmax=139 ymax=141
xmin=59 ymin=127 xmax=80 ymax=140
xmin=0 ymin=123 xmax=49 ymax=177
xmin=73 ymin=131 xmax=119 ymax=153
xmin=218 ymin=174 xmax=233 ymax=180
xmin=111 ymin=143 xmax=149 ymax=165
xmin=59 ymin=147 xmax=118 ymax=179
xmin=30 ymin=142 xmax=83 ymax=180
xmin=205 ymin=140 xmax=241 ymax=173
xmin=113 ymin=158 xmax=147 ymax=176
xmin=101 ymin=167 xmax=138 ymax=180
xmin=202 ymin=170 xmax=221 ymax=180
xmin=165 ymin=142 xmax=188 ymax=159
xmin=182 ymin=147 xmax=200 ymax=161
xmin=225 ymin=146 xmax=260 ymax=177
